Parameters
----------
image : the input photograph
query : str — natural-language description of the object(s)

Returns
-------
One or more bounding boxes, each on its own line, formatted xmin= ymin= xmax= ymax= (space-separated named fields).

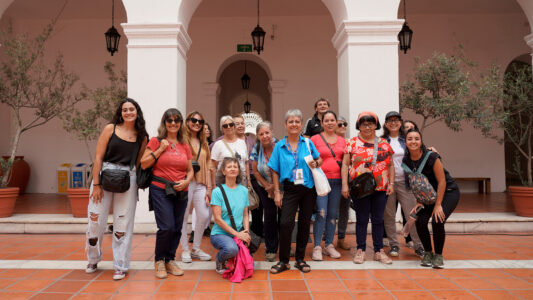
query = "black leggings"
xmin=415 ymin=188 xmax=460 ymax=255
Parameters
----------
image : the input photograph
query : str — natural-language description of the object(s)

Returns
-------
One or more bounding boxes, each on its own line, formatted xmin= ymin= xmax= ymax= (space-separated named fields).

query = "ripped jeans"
xmin=86 ymin=162 xmax=138 ymax=271
xmin=313 ymin=179 xmax=342 ymax=246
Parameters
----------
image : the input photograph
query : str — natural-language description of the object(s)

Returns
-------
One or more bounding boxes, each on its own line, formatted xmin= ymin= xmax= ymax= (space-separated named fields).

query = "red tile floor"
xmin=0 ymin=233 xmax=532 ymax=299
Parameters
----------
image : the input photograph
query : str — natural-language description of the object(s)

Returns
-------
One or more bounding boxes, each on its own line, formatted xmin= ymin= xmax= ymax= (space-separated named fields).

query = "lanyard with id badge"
xmin=286 ymin=137 xmax=304 ymax=185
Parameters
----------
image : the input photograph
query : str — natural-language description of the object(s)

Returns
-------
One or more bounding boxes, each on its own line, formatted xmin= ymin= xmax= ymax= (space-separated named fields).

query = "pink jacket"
xmin=222 ymin=237 xmax=254 ymax=283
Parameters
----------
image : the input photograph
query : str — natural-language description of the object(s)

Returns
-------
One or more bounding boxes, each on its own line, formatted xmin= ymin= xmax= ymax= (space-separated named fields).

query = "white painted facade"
xmin=0 ymin=0 xmax=532 ymax=222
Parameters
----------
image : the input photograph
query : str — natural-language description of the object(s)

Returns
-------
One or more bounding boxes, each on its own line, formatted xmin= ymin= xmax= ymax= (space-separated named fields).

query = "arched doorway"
xmin=216 ymin=59 xmax=271 ymax=136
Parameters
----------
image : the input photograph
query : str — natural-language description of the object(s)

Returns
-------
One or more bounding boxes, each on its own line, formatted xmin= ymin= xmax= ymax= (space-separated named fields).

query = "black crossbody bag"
xmin=218 ymin=184 xmax=261 ymax=253
xmin=349 ymin=137 xmax=378 ymax=209
xmin=101 ymin=146 xmax=138 ymax=193
xmin=192 ymin=143 xmax=202 ymax=174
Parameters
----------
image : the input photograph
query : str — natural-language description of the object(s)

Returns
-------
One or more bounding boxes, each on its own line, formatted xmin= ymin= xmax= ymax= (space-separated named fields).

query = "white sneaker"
xmin=181 ymin=250 xmax=192 ymax=263
xmin=191 ymin=249 xmax=212 ymax=261
xmin=113 ymin=270 xmax=126 ymax=280
xmin=85 ymin=263 xmax=97 ymax=274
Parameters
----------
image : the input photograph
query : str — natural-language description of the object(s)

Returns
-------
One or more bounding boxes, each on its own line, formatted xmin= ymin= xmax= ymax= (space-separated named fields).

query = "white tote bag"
xmin=304 ymin=138 xmax=331 ymax=196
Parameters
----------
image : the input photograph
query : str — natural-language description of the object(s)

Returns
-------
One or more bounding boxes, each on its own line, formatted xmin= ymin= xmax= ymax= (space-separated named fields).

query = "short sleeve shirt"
xmin=402 ymin=151 xmax=457 ymax=191
xmin=249 ymin=138 xmax=277 ymax=186
xmin=147 ymin=138 xmax=192 ymax=190
xmin=210 ymin=184 xmax=250 ymax=237
xmin=344 ymin=136 xmax=394 ymax=191
xmin=211 ymin=139 xmax=249 ymax=181
xmin=267 ymin=136 xmax=320 ymax=189
xmin=311 ymin=134 xmax=345 ymax=179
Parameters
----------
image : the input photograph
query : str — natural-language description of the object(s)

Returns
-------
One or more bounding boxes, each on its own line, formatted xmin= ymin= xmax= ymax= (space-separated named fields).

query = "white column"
xmin=122 ymin=23 xmax=191 ymax=223
xmin=332 ymin=20 xmax=403 ymax=137
xmin=269 ymin=80 xmax=287 ymax=135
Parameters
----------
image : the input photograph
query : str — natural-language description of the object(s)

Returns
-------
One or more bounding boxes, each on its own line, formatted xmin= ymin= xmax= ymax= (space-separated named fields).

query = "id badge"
xmin=294 ymin=168 xmax=304 ymax=185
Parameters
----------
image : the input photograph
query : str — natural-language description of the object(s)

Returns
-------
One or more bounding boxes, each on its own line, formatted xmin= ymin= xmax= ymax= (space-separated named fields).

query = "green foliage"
xmin=400 ymin=52 xmax=479 ymax=133
xmin=0 ymin=14 xmax=84 ymax=187
xmin=474 ymin=63 xmax=533 ymax=186
xmin=61 ymin=62 xmax=127 ymax=163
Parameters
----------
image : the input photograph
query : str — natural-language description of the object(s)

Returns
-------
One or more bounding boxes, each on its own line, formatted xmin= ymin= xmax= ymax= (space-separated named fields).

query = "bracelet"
xmin=150 ymin=152 xmax=157 ymax=160
xmin=93 ymin=183 xmax=101 ymax=186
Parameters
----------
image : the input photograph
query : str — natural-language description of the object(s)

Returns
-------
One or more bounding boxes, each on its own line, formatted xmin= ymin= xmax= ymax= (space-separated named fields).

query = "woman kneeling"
xmin=210 ymin=157 xmax=251 ymax=274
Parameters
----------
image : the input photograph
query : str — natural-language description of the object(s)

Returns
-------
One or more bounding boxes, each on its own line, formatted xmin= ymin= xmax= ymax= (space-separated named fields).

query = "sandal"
xmin=294 ymin=260 xmax=311 ymax=273
xmin=270 ymin=261 xmax=290 ymax=274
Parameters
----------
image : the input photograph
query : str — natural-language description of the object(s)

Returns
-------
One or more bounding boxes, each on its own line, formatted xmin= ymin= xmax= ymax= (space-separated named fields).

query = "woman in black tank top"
xmin=85 ymin=98 xmax=148 ymax=280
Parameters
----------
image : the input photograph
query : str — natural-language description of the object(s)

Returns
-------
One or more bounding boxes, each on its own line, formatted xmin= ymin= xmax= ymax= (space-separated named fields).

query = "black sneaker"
xmin=415 ymin=247 xmax=425 ymax=258
xmin=215 ymin=260 xmax=226 ymax=274
xmin=203 ymin=227 xmax=211 ymax=237
xmin=188 ymin=231 xmax=194 ymax=243
xmin=389 ymin=246 xmax=399 ymax=257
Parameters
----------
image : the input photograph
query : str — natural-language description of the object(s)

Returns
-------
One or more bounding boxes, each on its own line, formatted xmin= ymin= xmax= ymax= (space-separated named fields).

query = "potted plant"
xmin=61 ymin=62 xmax=126 ymax=217
xmin=474 ymin=62 xmax=533 ymax=217
xmin=0 ymin=16 xmax=84 ymax=217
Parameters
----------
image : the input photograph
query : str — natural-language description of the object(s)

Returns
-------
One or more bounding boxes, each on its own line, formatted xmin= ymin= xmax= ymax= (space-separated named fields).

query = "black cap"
xmin=385 ymin=111 xmax=401 ymax=121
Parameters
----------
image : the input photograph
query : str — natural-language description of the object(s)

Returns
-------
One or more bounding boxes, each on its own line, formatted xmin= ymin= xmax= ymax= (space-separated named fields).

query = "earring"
xmin=119 ymin=116 xmax=123 ymax=122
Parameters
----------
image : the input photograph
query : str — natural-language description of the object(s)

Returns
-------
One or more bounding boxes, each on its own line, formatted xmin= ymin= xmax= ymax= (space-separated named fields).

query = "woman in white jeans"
xmin=180 ymin=111 xmax=214 ymax=262
xmin=86 ymin=98 xmax=148 ymax=280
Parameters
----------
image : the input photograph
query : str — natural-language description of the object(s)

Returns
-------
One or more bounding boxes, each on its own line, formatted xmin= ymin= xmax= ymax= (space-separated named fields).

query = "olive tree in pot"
xmin=474 ymin=62 xmax=533 ymax=217
xmin=0 ymin=17 xmax=84 ymax=217
xmin=61 ymin=62 xmax=126 ymax=217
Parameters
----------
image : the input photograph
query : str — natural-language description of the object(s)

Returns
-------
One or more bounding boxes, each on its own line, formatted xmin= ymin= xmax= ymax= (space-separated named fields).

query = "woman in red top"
xmin=141 ymin=108 xmax=194 ymax=279
xmin=310 ymin=111 xmax=346 ymax=260
xmin=341 ymin=111 xmax=395 ymax=265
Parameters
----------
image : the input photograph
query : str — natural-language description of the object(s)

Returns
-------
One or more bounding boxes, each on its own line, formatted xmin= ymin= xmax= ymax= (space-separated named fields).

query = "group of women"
xmin=85 ymin=97 xmax=460 ymax=280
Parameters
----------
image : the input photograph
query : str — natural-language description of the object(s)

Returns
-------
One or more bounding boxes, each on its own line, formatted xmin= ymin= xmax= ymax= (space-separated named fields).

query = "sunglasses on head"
xmin=165 ymin=118 xmax=181 ymax=124
xmin=188 ymin=117 xmax=205 ymax=125
xmin=337 ymin=122 xmax=348 ymax=128
xmin=222 ymin=123 xmax=235 ymax=129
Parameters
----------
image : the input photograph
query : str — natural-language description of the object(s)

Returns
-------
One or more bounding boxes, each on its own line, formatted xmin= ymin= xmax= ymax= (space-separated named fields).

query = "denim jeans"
xmin=210 ymin=234 xmax=239 ymax=263
xmin=313 ymin=179 xmax=342 ymax=246
xmin=252 ymin=179 xmax=280 ymax=254
xmin=353 ymin=191 xmax=388 ymax=253
xmin=150 ymin=184 xmax=188 ymax=262
xmin=337 ymin=195 xmax=350 ymax=239
xmin=86 ymin=162 xmax=138 ymax=272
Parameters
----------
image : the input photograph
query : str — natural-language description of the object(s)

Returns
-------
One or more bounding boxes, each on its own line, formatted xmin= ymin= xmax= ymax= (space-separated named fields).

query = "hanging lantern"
xmin=105 ymin=0 xmax=121 ymax=56
xmin=398 ymin=22 xmax=413 ymax=54
xmin=251 ymin=0 xmax=265 ymax=55
xmin=398 ymin=0 xmax=413 ymax=54
xmin=244 ymin=99 xmax=251 ymax=114
xmin=241 ymin=61 xmax=251 ymax=89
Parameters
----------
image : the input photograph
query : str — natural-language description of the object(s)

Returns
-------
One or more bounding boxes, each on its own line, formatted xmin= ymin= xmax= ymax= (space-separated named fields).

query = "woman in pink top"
xmin=310 ymin=110 xmax=346 ymax=260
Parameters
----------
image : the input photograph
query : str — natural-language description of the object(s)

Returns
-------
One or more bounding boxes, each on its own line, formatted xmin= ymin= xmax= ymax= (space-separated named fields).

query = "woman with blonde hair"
xmin=179 ymin=111 xmax=214 ymax=263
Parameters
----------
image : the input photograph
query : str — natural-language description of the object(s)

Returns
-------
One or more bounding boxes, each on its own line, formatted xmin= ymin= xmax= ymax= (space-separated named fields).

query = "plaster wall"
xmin=398 ymin=13 xmax=530 ymax=192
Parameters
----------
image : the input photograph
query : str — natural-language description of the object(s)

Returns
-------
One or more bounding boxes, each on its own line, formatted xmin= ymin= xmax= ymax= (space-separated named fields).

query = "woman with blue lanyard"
xmin=268 ymin=109 xmax=322 ymax=274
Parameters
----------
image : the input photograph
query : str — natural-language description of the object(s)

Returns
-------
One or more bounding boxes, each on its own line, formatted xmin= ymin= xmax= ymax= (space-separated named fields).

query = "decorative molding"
xmin=268 ymin=80 xmax=287 ymax=94
xmin=332 ymin=20 xmax=404 ymax=56
xmin=122 ymin=23 xmax=192 ymax=58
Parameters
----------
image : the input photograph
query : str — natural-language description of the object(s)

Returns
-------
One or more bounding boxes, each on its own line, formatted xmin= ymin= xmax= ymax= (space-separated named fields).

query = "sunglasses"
xmin=222 ymin=123 xmax=235 ymax=129
xmin=188 ymin=117 xmax=205 ymax=125
xmin=165 ymin=118 xmax=181 ymax=124
xmin=337 ymin=122 xmax=348 ymax=128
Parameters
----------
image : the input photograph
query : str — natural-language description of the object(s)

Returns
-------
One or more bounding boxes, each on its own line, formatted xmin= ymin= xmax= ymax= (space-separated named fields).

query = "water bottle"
xmin=401 ymin=205 xmax=423 ymax=237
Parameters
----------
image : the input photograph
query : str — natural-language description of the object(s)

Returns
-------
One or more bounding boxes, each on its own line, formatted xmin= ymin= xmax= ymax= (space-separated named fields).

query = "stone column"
xmin=269 ymin=80 xmax=287 ymax=135
xmin=332 ymin=20 xmax=403 ymax=136
xmin=122 ymin=23 xmax=191 ymax=223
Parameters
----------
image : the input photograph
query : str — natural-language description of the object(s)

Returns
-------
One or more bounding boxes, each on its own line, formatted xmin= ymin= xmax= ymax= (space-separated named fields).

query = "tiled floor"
xmin=0 ymin=233 xmax=533 ymax=299
xmin=14 ymin=192 xmax=515 ymax=214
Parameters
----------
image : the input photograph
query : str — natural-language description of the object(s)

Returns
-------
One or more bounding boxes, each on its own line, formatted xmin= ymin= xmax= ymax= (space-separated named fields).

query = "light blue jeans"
xmin=313 ymin=179 xmax=342 ymax=246
xmin=86 ymin=162 xmax=137 ymax=271
xmin=210 ymin=234 xmax=238 ymax=263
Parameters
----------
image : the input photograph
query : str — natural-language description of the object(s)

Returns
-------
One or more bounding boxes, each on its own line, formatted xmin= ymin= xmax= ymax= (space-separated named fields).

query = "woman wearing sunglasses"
xmin=140 ymin=108 xmax=194 ymax=279
xmin=211 ymin=115 xmax=250 ymax=186
xmin=335 ymin=117 xmax=351 ymax=251
xmin=179 ymin=111 xmax=214 ymax=263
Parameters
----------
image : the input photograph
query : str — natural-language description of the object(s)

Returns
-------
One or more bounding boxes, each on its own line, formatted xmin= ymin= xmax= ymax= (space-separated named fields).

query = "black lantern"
xmin=105 ymin=0 xmax=121 ymax=56
xmin=398 ymin=0 xmax=413 ymax=54
xmin=244 ymin=100 xmax=251 ymax=114
xmin=241 ymin=61 xmax=250 ymax=89
xmin=251 ymin=0 xmax=265 ymax=55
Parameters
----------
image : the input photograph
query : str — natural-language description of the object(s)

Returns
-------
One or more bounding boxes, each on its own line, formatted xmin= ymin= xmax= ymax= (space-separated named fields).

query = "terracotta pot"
xmin=67 ymin=188 xmax=90 ymax=218
xmin=0 ymin=187 xmax=19 ymax=218
xmin=509 ymin=186 xmax=533 ymax=217
xmin=1 ymin=156 xmax=31 ymax=194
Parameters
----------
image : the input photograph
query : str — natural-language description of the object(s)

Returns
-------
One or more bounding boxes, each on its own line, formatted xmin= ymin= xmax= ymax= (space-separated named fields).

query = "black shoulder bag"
xmin=191 ymin=143 xmax=202 ymax=174
xmin=100 ymin=139 xmax=139 ymax=193
xmin=349 ymin=137 xmax=378 ymax=209
xmin=318 ymin=133 xmax=343 ymax=169
xmin=218 ymin=184 xmax=261 ymax=253
xmin=137 ymin=138 xmax=160 ymax=190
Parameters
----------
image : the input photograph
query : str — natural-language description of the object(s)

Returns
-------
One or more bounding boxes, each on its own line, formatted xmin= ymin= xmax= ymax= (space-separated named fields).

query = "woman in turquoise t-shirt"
xmin=210 ymin=157 xmax=251 ymax=275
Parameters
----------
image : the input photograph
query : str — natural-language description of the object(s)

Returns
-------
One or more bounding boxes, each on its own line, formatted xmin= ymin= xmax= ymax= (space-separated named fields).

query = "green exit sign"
xmin=237 ymin=44 xmax=252 ymax=52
